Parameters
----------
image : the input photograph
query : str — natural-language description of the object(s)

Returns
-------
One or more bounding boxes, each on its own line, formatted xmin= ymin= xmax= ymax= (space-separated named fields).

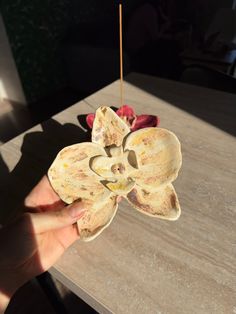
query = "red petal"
xmin=116 ymin=105 xmax=135 ymax=117
xmin=86 ymin=113 xmax=95 ymax=128
xmin=131 ymin=115 xmax=160 ymax=131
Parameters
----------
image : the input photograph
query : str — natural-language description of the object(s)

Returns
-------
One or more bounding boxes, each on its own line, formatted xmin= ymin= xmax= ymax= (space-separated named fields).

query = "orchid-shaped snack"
xmin=48 ymin=106 xmax=182 ymax=241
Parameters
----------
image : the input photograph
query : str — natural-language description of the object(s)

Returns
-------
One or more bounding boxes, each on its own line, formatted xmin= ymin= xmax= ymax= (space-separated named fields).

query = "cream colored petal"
xmin=125 ymin=184 xmax=181 ymax=220
xmin=109 ymin=145 xmax=123 ymax=157
xmin=92 ymin=106 xmax=130 ymax=147
xmin=77 ymin=195 xmax=118 ymax=241
xmin=48 ymin=142 xmax=110 ymax=204
xmin=124 ymin=128 xmax=182 ymax=191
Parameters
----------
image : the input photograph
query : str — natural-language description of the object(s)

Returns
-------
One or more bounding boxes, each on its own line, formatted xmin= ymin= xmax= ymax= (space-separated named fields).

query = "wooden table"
xmin=0 ymin=73 xmax=236 ymax=313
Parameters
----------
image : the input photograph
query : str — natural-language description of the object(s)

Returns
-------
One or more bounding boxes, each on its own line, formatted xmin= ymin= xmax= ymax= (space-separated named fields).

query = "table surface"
xmin=1 ymin=73 xmax=236 ymax=314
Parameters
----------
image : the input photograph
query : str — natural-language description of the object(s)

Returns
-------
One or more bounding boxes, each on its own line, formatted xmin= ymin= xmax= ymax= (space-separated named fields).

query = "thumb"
xmin=27 ymin=200 xmax=86 ymax=234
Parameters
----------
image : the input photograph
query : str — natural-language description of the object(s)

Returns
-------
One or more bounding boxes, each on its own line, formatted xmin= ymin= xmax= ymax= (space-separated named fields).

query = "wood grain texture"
xmin=1 ymin=74 xmax=236 ymax=313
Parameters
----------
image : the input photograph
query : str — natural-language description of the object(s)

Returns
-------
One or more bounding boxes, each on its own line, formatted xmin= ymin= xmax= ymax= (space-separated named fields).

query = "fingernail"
xmin=68 ymin=203 xmax=86 ymax=219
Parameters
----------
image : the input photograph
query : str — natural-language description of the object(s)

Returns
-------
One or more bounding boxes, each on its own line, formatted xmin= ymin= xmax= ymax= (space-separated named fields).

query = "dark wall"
xmin=0 ymin=0 xmax=139 ymax=103
xmin=0 ymin=0 xmax=71 ymax=103
xmin=0 ymin=0 xmax=233 ymax=103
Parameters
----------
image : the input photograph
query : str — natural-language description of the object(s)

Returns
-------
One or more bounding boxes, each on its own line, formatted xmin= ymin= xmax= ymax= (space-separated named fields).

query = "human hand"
xmin=0 ymin=176 xmax=86 ymax=312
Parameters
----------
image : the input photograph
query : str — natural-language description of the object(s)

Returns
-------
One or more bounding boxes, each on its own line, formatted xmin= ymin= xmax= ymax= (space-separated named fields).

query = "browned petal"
xmin=77 ymin=195 xmax=118 ymax=241
xmin=92 ymin=106 xmax=130 ymax=147
xmin=124 ymin=128 xmax=182 ymax=191
xmin=48 ymin=142 xmax=110 ymax=204
xmin=126 ymin=184 xmax=181 ymax=220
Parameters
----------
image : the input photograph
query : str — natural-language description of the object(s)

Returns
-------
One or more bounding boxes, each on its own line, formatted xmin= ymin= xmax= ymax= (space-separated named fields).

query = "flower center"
xmin=90 ymin=148 xmax=138 ymax=195
xmin=111 ymin=163 xmax=125 ymax=174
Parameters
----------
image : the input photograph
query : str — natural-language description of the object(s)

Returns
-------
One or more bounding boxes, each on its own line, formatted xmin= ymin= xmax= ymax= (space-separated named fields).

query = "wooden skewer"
xmin=119 ymin=3 xmax=124 ymax=110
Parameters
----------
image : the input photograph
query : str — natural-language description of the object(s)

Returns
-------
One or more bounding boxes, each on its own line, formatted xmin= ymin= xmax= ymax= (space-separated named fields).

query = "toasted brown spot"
xmin=59 ymin=147 xmax=71 ymax=157
xmin=157 ymin=129 xmax=167 ymax=138
xmin=170 ymin=193 xmax=176 ymax=208
xmin=95 ymin=127 xmax=102 ymax=133
xmin=101 ymin=107 xmax=107 ymax=114
xmin=127 ymin=189 xmax=151 ymax=211
xmin=80 ymin=225 xmax=104 ymax=238
xmin=111 ymin=163 xmax=126 ymax=174
xmin=80 ymin=228 xmax=92 ymax=237
xmin=142 ymin=189 xmax=150 ymax=196
xmin=60 ymin=148 xmax=87 ymax=160
xmin=75 ymin=153 xmax=88 ymax=161
xmin=146 ymin=176 xmax=158 ymax=184
xmin=142 ymin=137 xmax=152 ymax=146
xmin=75 ymin=170 xmax=89 ymax=179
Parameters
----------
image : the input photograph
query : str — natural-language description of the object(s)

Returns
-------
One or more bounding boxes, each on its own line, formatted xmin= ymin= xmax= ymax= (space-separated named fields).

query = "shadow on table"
xmin=0 ymin=117 xmax=96 ymax=313
xmin=125 ymin=74 xmax=236 ymax=137
xmin=0 ymin=118 xmax=90 ymax=224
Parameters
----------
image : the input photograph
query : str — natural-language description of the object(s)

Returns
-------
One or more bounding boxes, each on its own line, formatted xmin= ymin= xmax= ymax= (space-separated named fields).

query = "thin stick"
xmin=119 ymin=3 xmax=124 ymax=109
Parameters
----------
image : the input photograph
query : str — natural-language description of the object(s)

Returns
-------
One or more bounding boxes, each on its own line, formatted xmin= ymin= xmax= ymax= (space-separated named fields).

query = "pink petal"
xmin=131 ymin=115 xmax=160 ymax=131
xmin=116 ymin=105 xmax=136 ymax=128
xmin=86 ymin=113 xmax=95 ymax=128
xmin=116 ymin=105 xmax=135 ymax=118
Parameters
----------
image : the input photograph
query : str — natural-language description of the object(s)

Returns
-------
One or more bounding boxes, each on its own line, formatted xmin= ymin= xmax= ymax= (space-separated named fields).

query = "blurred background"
xmin=0 ymin=0 xmax=236 ymax=140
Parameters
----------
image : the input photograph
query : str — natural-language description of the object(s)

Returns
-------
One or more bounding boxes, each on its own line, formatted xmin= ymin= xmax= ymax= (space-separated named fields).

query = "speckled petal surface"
xmin=48 ymin=142 xmax=110 ymax=204
xmin=92 ymin=106 xmax=130 ymax=147
xmin=124 ymin=128 xmax=182 ymax=191
xmin=126 ymin=184 xmax=181 ymax=220
xmin=77 ymin=195 xmax=118 ymax=241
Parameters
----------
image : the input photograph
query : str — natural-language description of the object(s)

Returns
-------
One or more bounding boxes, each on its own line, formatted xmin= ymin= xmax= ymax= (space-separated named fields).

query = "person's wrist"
xmin=0 ymin=291 xmax=11 ymax=313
